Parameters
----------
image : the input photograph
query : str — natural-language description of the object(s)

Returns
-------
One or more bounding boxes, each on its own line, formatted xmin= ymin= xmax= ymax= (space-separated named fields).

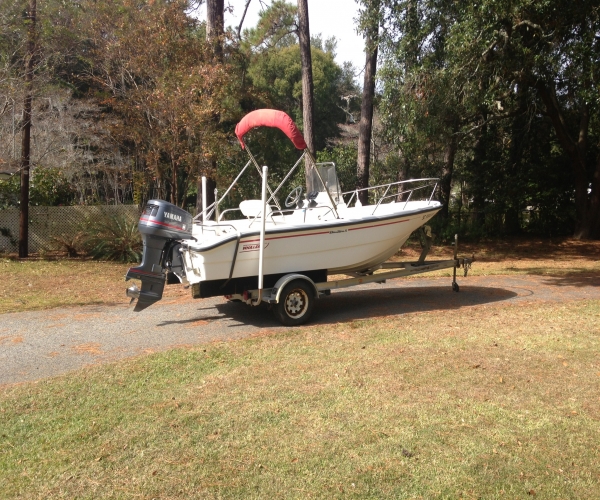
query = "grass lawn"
xmin=1 ymin=238 xmax=599 ymax=498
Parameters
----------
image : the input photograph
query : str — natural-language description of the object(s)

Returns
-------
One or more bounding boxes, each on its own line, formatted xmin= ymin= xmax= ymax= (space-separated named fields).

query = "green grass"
xmin=2 ymin=300 xmax=599 ymax=498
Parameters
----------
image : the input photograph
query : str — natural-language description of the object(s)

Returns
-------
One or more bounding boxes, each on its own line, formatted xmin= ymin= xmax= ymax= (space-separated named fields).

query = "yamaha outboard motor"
xmin=126 ymin=200 xmax=194 ymax=311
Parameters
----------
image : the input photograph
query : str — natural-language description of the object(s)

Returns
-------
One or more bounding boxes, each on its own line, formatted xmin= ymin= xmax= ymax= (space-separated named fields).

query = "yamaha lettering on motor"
xmin=125 ymin=200 xmax=194 ymax=311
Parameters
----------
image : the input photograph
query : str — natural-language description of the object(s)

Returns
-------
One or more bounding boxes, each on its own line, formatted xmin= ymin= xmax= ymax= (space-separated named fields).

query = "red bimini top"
xmin=235 ymin=109 xmax=307 ymax=150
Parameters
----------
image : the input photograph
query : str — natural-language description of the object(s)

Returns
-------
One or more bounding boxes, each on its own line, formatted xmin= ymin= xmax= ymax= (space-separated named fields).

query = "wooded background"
xmin=1 ymin=0 xmax=599 ymax=242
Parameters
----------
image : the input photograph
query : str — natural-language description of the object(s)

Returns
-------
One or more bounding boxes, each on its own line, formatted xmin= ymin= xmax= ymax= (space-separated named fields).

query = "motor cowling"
xmin=126 ymin=200 xmax=194 ymax=311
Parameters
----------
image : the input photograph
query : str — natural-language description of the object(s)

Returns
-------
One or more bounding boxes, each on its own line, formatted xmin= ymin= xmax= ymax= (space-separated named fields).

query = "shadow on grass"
xmin=500 ymin=267 xmax=600 ymax=288
xmin=542 ymin=273 xmax=600 ymax=288
xmin=207 ymin=285 xmax=519 ymax=327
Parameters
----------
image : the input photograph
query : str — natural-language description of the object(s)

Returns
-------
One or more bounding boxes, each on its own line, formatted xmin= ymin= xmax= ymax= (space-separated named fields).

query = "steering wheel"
xmin=285 ymin=186 xmax=303 ymax=208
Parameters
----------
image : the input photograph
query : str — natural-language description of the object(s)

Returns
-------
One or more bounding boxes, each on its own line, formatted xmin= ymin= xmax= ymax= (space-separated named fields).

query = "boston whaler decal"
xmin=240 ymin=242 xmax=270 ymax=252
xmin=329 ymin=229 xmax=348 ymax=234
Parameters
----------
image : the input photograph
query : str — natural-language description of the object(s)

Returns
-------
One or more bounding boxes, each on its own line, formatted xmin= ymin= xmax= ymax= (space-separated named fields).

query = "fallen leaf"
xmin=528 ymin=489 xmax=536 ymax=496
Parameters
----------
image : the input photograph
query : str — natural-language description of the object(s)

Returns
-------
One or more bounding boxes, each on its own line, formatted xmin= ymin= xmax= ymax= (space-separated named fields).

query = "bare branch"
xmin=0 ymin=99 xmax=9 ymax=117
xmin=455 ymin=107 xmax=527 ymax=138
xmin=513 ymin=20 xmax=544 ymax=34
xmin=236 ymin=0 xmax=252 ymax=40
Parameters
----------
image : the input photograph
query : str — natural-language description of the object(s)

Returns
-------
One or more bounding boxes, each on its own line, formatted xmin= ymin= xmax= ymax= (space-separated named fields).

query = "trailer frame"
xmin=225 ymin=233 xmax=473 ymax=325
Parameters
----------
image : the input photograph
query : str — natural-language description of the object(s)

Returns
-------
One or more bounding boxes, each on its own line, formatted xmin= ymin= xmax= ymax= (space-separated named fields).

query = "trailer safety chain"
xmin=464 ymin=260 xmax=471 ymax=278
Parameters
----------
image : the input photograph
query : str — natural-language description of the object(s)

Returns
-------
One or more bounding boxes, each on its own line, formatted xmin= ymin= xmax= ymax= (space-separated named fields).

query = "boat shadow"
xmin=213 ymin=285 xmax=518 ymax=326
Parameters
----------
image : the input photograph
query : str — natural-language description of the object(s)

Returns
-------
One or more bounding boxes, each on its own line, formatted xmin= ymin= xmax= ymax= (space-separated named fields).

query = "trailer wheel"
xmin=274 ymin=279 xmax=315 ymax=326
xmin=452 ymin=282 xmax=459 ymax=292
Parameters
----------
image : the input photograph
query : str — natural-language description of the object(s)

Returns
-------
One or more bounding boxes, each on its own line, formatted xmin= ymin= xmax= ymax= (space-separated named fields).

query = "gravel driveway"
xmin=1 ymin=273 xmax=599 ymax=385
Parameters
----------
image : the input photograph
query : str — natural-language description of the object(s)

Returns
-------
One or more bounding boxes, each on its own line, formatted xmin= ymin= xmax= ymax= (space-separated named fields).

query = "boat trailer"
xmin=223 ymin=230 xmax=473 ymax=326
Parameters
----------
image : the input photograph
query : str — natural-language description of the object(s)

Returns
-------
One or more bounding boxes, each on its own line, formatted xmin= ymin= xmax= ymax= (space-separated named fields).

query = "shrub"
xmin=50 ymin=232 xmax=88 ymax=257
xmin=83 ymin=215 xmax=142 ymax=262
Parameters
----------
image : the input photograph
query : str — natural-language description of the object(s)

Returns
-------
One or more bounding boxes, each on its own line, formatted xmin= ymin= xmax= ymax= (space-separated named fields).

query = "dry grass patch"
xmin=1 ymin=300 xmax=599 ymax=498
xmin=0 ymin=259 xmax=187 ymax=314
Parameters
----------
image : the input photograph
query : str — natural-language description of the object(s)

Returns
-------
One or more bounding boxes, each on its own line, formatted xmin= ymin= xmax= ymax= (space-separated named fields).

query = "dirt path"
xmin=1 ymin=273 xmax=599 ymax=385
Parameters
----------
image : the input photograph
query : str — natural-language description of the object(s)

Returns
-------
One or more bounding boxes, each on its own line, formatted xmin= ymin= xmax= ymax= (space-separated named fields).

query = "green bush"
xmin=83 ymin=215 xmax=142 ymax=262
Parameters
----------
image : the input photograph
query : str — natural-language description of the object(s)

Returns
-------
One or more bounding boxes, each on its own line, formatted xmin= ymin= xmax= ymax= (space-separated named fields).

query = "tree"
xmin=19 ymin=0 xmax=36 ymax=257
xmin=297 ymin=0 xmax=315 ymax=157
xmin=374 ymin=0 xmax=599 ymax=240
xmin=377 ymin=0 xmax=467 ymax=217
xmin=244 ymin=0 xmax=325 ymax=190
xmin=356 ymin=0 xmax=381 ymax=205
xmin=445 ymin=0 xmax=600 ymax=238
xmin=199 ymin=0 xmax=225 ymax=218
xmin=1 ymin=0 xmax=129 ymax=210
xmin=246 ymin=43 xmax=346 ymax=148
xmin=242 ymin=1 xmax=346 ymax=154
xmin=86 ymin=0 xmax=242 ymax=208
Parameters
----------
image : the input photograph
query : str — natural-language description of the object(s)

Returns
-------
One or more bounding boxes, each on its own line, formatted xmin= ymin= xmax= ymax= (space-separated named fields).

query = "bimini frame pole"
xmin=245 ymin=146 xmax=282 ymax=211
xmin=268 ymin=150 xmax=307 ymax=204
xmin=252 ymin=165 xmax=268 ymax=306
xmin=197 ymin=159 xmax=254 ymax=222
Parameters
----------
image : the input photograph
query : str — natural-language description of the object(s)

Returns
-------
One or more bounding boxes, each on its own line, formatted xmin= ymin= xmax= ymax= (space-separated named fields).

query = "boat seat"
xmin=239 ymin=200 xmax=273 ymax=218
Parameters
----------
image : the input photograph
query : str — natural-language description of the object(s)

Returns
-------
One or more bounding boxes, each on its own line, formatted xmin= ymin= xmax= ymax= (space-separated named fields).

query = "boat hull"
xmin=182 ymin=202 xmax=441 ymax=285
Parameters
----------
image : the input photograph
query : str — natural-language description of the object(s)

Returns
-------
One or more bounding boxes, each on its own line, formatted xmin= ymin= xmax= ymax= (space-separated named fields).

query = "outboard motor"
xmin=126 ymin=200 xmax=194 ymax=311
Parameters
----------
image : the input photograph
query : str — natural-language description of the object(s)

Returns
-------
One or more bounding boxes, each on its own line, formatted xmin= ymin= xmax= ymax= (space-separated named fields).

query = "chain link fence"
xmin=0 ymin=205 xmax=140 ymax=254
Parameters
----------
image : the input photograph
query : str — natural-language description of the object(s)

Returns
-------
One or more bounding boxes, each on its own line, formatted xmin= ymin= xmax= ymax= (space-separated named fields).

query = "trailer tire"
xmin=274 ymin=279 xmax=315 ymax=326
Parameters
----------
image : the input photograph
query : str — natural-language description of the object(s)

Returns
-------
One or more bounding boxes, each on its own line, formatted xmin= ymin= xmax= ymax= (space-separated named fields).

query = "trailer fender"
xmin=272 ymin=274 xmax=319 ymax=303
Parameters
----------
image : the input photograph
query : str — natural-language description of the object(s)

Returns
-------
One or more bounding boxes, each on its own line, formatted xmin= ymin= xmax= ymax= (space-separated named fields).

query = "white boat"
xmin=126 ymin=109 xmax=448 ymax=324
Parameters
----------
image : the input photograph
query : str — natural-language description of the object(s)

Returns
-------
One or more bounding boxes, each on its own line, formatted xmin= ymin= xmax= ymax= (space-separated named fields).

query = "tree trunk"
xmin=206 ymin=0 xmax=224 ymax=60
xmin=197 ymin=0 xmax=224 ymax=217
xmin=395 ymin=151 xmax=408 ymax=201
xmin=469 ymin=116 xmax=488 ymax=228
xmin=590 ymin=152 xmax=600 ymax=237
xmin=356 ymin=0 xmax=380 ymax=205
xmin=196 ymin=176 xmax=216 ymax=220
xmin=439 ymin=130 xmax=458 ymax=220
xmin=534 ymin=80 xmax=599 ymax=239
xmin=297 ymin=0 xmax=316 ymax=191
xmin=19 ymin=0 xmax=36 ymax=259
xmin=504 ymin=90 xmax=528 ymax=235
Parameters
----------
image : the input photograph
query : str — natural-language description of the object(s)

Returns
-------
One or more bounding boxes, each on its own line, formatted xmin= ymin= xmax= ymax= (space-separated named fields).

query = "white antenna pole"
xmin=254 ymin=165 xmax=268 ymax=305
xmin=201 ymin=176 xmax=207 ymax=221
